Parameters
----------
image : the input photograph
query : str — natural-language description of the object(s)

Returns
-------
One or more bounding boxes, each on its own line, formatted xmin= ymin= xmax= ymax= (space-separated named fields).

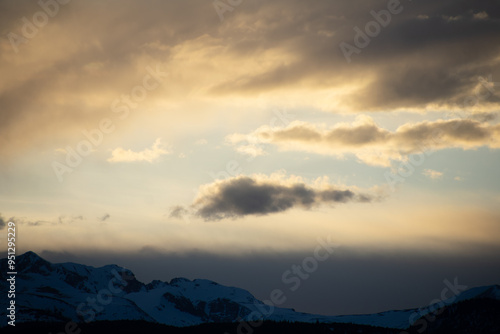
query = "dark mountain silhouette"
xmin=1 ymin=251 xmax=498 ymax=333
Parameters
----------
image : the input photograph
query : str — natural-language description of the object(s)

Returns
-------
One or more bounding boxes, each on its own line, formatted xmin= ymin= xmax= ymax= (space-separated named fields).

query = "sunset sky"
xmin=1 ymin=0 xmax=500 ymax=316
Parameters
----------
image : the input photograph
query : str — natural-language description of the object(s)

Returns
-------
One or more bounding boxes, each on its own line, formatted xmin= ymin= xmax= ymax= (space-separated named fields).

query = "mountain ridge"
xmin=1 ymin=251 xmax=499 ymax=329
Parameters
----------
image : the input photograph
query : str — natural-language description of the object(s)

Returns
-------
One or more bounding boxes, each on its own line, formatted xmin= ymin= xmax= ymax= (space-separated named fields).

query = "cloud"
xmin=108 ymin=138 xmax=170 ymax=163
xmin=1 ymin=0 xmax=500 ymax=160
xmin=169 ymin=205 xmax=189 ymax=219
xmin=473 ymin=11 xmax=489 ymax=20
xmin=58 ymin=215 xmax=85 ymax=224
xmin=234 ymin=144 xmax=267 ymax=157
xmin=0 ymin=215 xmax=47 ymax=228
xmin=469 ymin=112 xmax=498 ymax=123
xmin=228 ymin=116 xmax=500 ymax=166
xmin=0 ymin=215 xmax=6 ymax=230
xmin=24 ymin=221 xmax=44 ymax=226
xmin=208 ymin=2 xmax=500 ymax=112
xmin=98 ymin=213 xmax=111 ymax=222
xmin=422 ymin=169 xmax=444 ymax=180
xmin=2 ymin=214 xmax=110 ymax=227
xmin=190 ymin=173 xmax=378 ymax=220
xmin=195 ymin=139 xmax=208 ymax=145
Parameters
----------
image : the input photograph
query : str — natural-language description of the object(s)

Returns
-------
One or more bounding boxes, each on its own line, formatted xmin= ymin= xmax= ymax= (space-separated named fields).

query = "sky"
xmin=1 ymin=0 xmax=500 ymax=316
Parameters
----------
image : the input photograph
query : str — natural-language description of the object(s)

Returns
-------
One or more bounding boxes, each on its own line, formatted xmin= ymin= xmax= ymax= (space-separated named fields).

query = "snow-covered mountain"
xmin=1 ymin=251 xmax=499 ymax=329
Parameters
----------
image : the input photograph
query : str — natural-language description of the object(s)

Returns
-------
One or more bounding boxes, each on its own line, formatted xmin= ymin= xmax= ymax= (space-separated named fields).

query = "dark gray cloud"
xmin=0 ymin=214 xmax=6 ymax=230
xmin=98 ymin=213 xmax=110 ymax=222
xmin=2 ymin=215 xmax=78 ymax=227
xmin=470 ymin=112 xmax=498 ymax=123
xmin=169 ymin=205 xmax=188 ymax=219
xmin=193 ymin=176 xmax=373 ymax=220
xmin=209 ymin=0 xmax=500 ymax=110
xmin=0 ymin=215 xmax=44 ymax=228
xmin=58 ymin=215 xmax=84 ymax=224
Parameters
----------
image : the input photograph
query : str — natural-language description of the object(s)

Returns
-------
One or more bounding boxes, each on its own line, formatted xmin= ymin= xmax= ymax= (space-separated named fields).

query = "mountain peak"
xmin=21 ymin=250 xmax=39 ymax=256
xmin=11 ymin=251 xmax=52 ymax=275
xmin=18 ymin=250 xmax=45 ymax=263
xmin=170 ymin=277 xmax=191 ymax=285
xmin=478 ymin=284 xmax=500 ymax=300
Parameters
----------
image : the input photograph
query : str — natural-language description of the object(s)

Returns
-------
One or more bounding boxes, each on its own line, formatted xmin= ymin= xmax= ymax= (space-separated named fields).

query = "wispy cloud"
xmin=422 ymin=169 xmax=443 ymax=180
xmin=234 ymin=144 xmax=267 ymax=157
xmin=195 ymin=139 xmax=208 ymax=146
xmin=108 ymin=138 xmax=170 ymax=163
xmin=473 ymin=11 xmax=489 ymax=20
xmin=169 ymin=205 xmax=189 ymax=219
xmin=98 ymin=213 xmax=110 ymax=222
xmin=58 ymin=215 xmax=85 ymax=224
xmin=5 ymin=215 xmax=59 ymax=227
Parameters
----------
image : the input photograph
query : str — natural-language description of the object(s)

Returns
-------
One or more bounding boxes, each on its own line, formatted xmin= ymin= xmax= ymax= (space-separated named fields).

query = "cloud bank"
xmin=1 ymin=0 xmax=500 ymax=157
xmin=228 ymin=116 xmax=500 ymax=166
